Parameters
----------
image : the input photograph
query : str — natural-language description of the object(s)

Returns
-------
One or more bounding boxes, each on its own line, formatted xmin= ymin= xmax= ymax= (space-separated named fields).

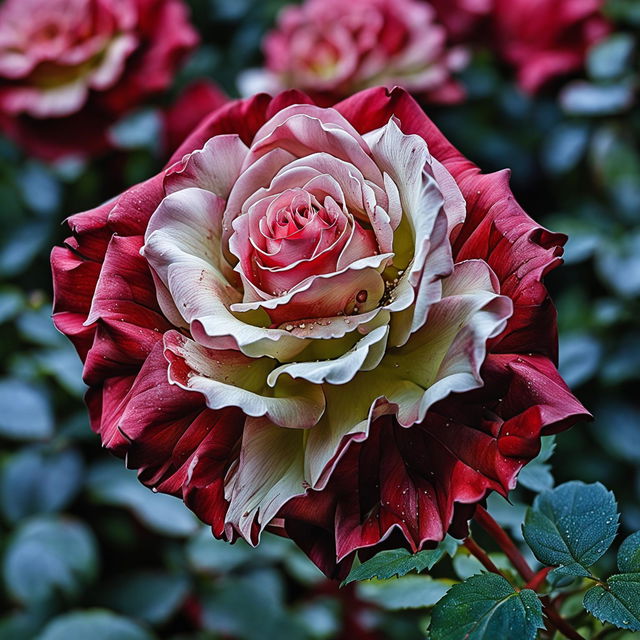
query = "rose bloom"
xmin=491 ymin=0 xmax=611 ymax=94
xmin=0 ymin=0 xmax=198 ymax=160
xmin=52 ymin=87 xmax=589 ymax=577
xmin=240 ymin=0 xmax=468 ymax=105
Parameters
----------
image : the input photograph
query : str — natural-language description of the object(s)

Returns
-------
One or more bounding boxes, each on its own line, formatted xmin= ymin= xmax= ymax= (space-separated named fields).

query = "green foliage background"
xmin=0 ymin=1 xmax=639 ymax=638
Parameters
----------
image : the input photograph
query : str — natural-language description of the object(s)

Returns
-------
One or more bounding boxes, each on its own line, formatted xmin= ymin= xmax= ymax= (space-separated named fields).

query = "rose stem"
xmin=474 ymin=505 xmax=535 ymax=581
xmin=473 ymin=505 xmax=586 ymax=640
xmin=463 ymin=537 xmax=505 ymax=576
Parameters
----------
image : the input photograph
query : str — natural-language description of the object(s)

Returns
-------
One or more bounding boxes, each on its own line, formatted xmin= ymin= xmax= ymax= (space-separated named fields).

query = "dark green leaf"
xmin=96 ymin=572 xmax=190 ymax=624
xmin=356 ymin=575 xmax=452 ymax=610
xmin=3 ymin=516 xmax=98 ymax=604
xmin=0 ymin=287 xmax=24 ymax=324
xmin=618 ymin=532 xmax=640 ymax=573
xmin=584 ymin=573 xmax=640 ymax=631
xmin=429 ymin=573 xmax=544 ymax=640
xmin=199 ymin=571 xmax=309 ymax=640
xmin=0 ymin=448 xmax=84 ymax=523
xmin=36 ymin=610 xmax=154 ymax=640
xmin=87 ymin=460 xmax=198 ymax=537
xmin=587 ymin=34 xmax=635 ymax=81
xmin=0 ymin=378 xmax=53 ymax=441
xmin=560 ymin=81 xmax=634 ymax=116
xmin=343 ymin=537 xmax=458 ymax=585
xmin=522 ymin=481 xmax=618 ymax=576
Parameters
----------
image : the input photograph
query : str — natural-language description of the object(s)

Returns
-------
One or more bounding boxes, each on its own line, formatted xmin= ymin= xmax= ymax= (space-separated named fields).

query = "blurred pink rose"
xmin=492 ymin=0 xmax=611 ymax=93
xmin=0 ymin=0 xmax=198 ymax=160
xmin=240 ymin=0 xmax=468 ymax=105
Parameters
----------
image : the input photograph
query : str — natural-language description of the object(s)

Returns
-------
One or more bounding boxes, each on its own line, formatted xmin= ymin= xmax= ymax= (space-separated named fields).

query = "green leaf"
xmin=87 ymin=460 xmax=198 ymax=537
xmin=3 ymin=516 xmax=98 ymax=604
xmin=522 ymin=481 xmax=618 ymax=576
xmin=96 ymin=572 xmax=190 ymax=624
xmin=587 ymin=34 xmax=635 ymax=81
xmin=342 ymin=537 xmax=458 ymax=585
xmin=356 ymin=575 xmax=452 ymax=610
xmin=560 ymin=81 xmax=634 ymax=116
xmin=0 ymin=378 xmax=53 ymax=441
xmin=0 ymin=448 xmax=84 ymax=523
xmin=36 ymin=610 xmax=154 ymax=640
xmin=518 ymin=436 xmax=556 ymax=492
xmin=429 ymin=573 xmax=544 ymax=640
xmin=199 ymin=571 xmax=309 ymax=640
xmin=618 ymin=532 xmax=640 ymax=573
xmin=584 ymin=573 xmax=640 ymax=631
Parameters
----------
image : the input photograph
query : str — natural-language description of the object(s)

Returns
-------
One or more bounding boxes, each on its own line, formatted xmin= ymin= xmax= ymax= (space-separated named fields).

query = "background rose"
xmin=162 ymin=80 xmax=228 ymax=156
xmin=430 ymin=0 xmax=493 ymax=43
xmin=51 ymin=87 xmax=588 ymax=577
xmin=239 ymin=0 xmax=468 ymax=106
xmin=0 ymin=0 xmax=198 ymax=160
xmin=491 ymin=0 xmax=611 ymax=93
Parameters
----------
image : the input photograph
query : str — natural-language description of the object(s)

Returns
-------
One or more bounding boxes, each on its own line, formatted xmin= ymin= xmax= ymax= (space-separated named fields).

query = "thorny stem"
xmin=471 ymin=506 xmax=586 ymax=640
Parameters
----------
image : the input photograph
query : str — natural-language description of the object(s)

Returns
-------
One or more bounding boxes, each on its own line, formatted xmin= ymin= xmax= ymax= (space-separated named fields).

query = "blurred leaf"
xmin=605 ymin=0 xmax=640 ymax=24
xmin=296 ymin=599 xmax=340 ymax=640
xmin=199 ymin=571 xmax=310 ymax=640
xmin=0 ymin=287 xmax=24 ymax=324
xmin=343 ymin=537 xmax=458 ymax=585
xmin=618 ymin=532 xmax=640 ymax=573
xmin=187 ymin=527 xmax=255 ymax=573
xmin=0 ymin=609 xmax=50 ymax=640
xmin=36 ymin=610 xmax=154 ymax=640
xmin=429 ymin=574 xmax=543 ymax=640
xmin=584 ymin=573 xmax=640 ymax=630
xmin=17 ymin=162 xmax=62 ymax=217
xmin=596 ymin=233 xmax=640 ymax=297
xmin=592 ymin=403 xmax=640 ymax=463
xmin=452 ymin=552 xmax=512 ymax=581
xmin=0 ymin=221 xmax=51 ymax=278
xmin=541 ymin=123 xmax=590 ymax=174
xmin=87 ymin=460 xmax=198 ymax=537
xmin=356 ymin=575 xmax=452 ymax=610
xmin=485 ymin=493 xmax=528 ymax=541
xmin=34 ymin=347 xmax=86 ymax=396
xmin=522 ymin=481 xmax=618 ymax=577
xmin=96 ymin=571 xmax=190 ymax=625
xmin=0 ymin=378 xmax=53 ymax=441
xmin=559 ymin=333 xmax=602 ymax=388
xmin=587 ymin=34 xmax=636 ymax=81
xmin=560 ymin=81 xmax=634 ymax=116
xmin=0 ymin=448 xmax=84 ymax=523
xmin=601 ymin=335 xmax=640 ymax=385
xmin=17 ymin=307 xmax=65 ymax=347
xmin=3 ymin=516 xmax=98 ymax=604
xmin=518 ymin=436 xmax=556 ymax=492
xmin=110 ymin=110 xmax=162 ymax=151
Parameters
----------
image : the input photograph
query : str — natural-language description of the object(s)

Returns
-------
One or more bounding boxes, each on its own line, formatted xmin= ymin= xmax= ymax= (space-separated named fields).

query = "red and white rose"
xmin=51 ymin=88 xmax=589 ymax=577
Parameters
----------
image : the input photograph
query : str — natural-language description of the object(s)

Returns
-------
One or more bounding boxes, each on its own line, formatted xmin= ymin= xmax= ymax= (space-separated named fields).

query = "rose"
xmin=239 ymin=0 xmax=468 ymax=106
xmin=491 ymin=0 xmax=611 ymax=93
xmin=0 ymin=0 xmax=198 ymax=160
xmin=51 ymin=87 xmax=589 ymax=577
